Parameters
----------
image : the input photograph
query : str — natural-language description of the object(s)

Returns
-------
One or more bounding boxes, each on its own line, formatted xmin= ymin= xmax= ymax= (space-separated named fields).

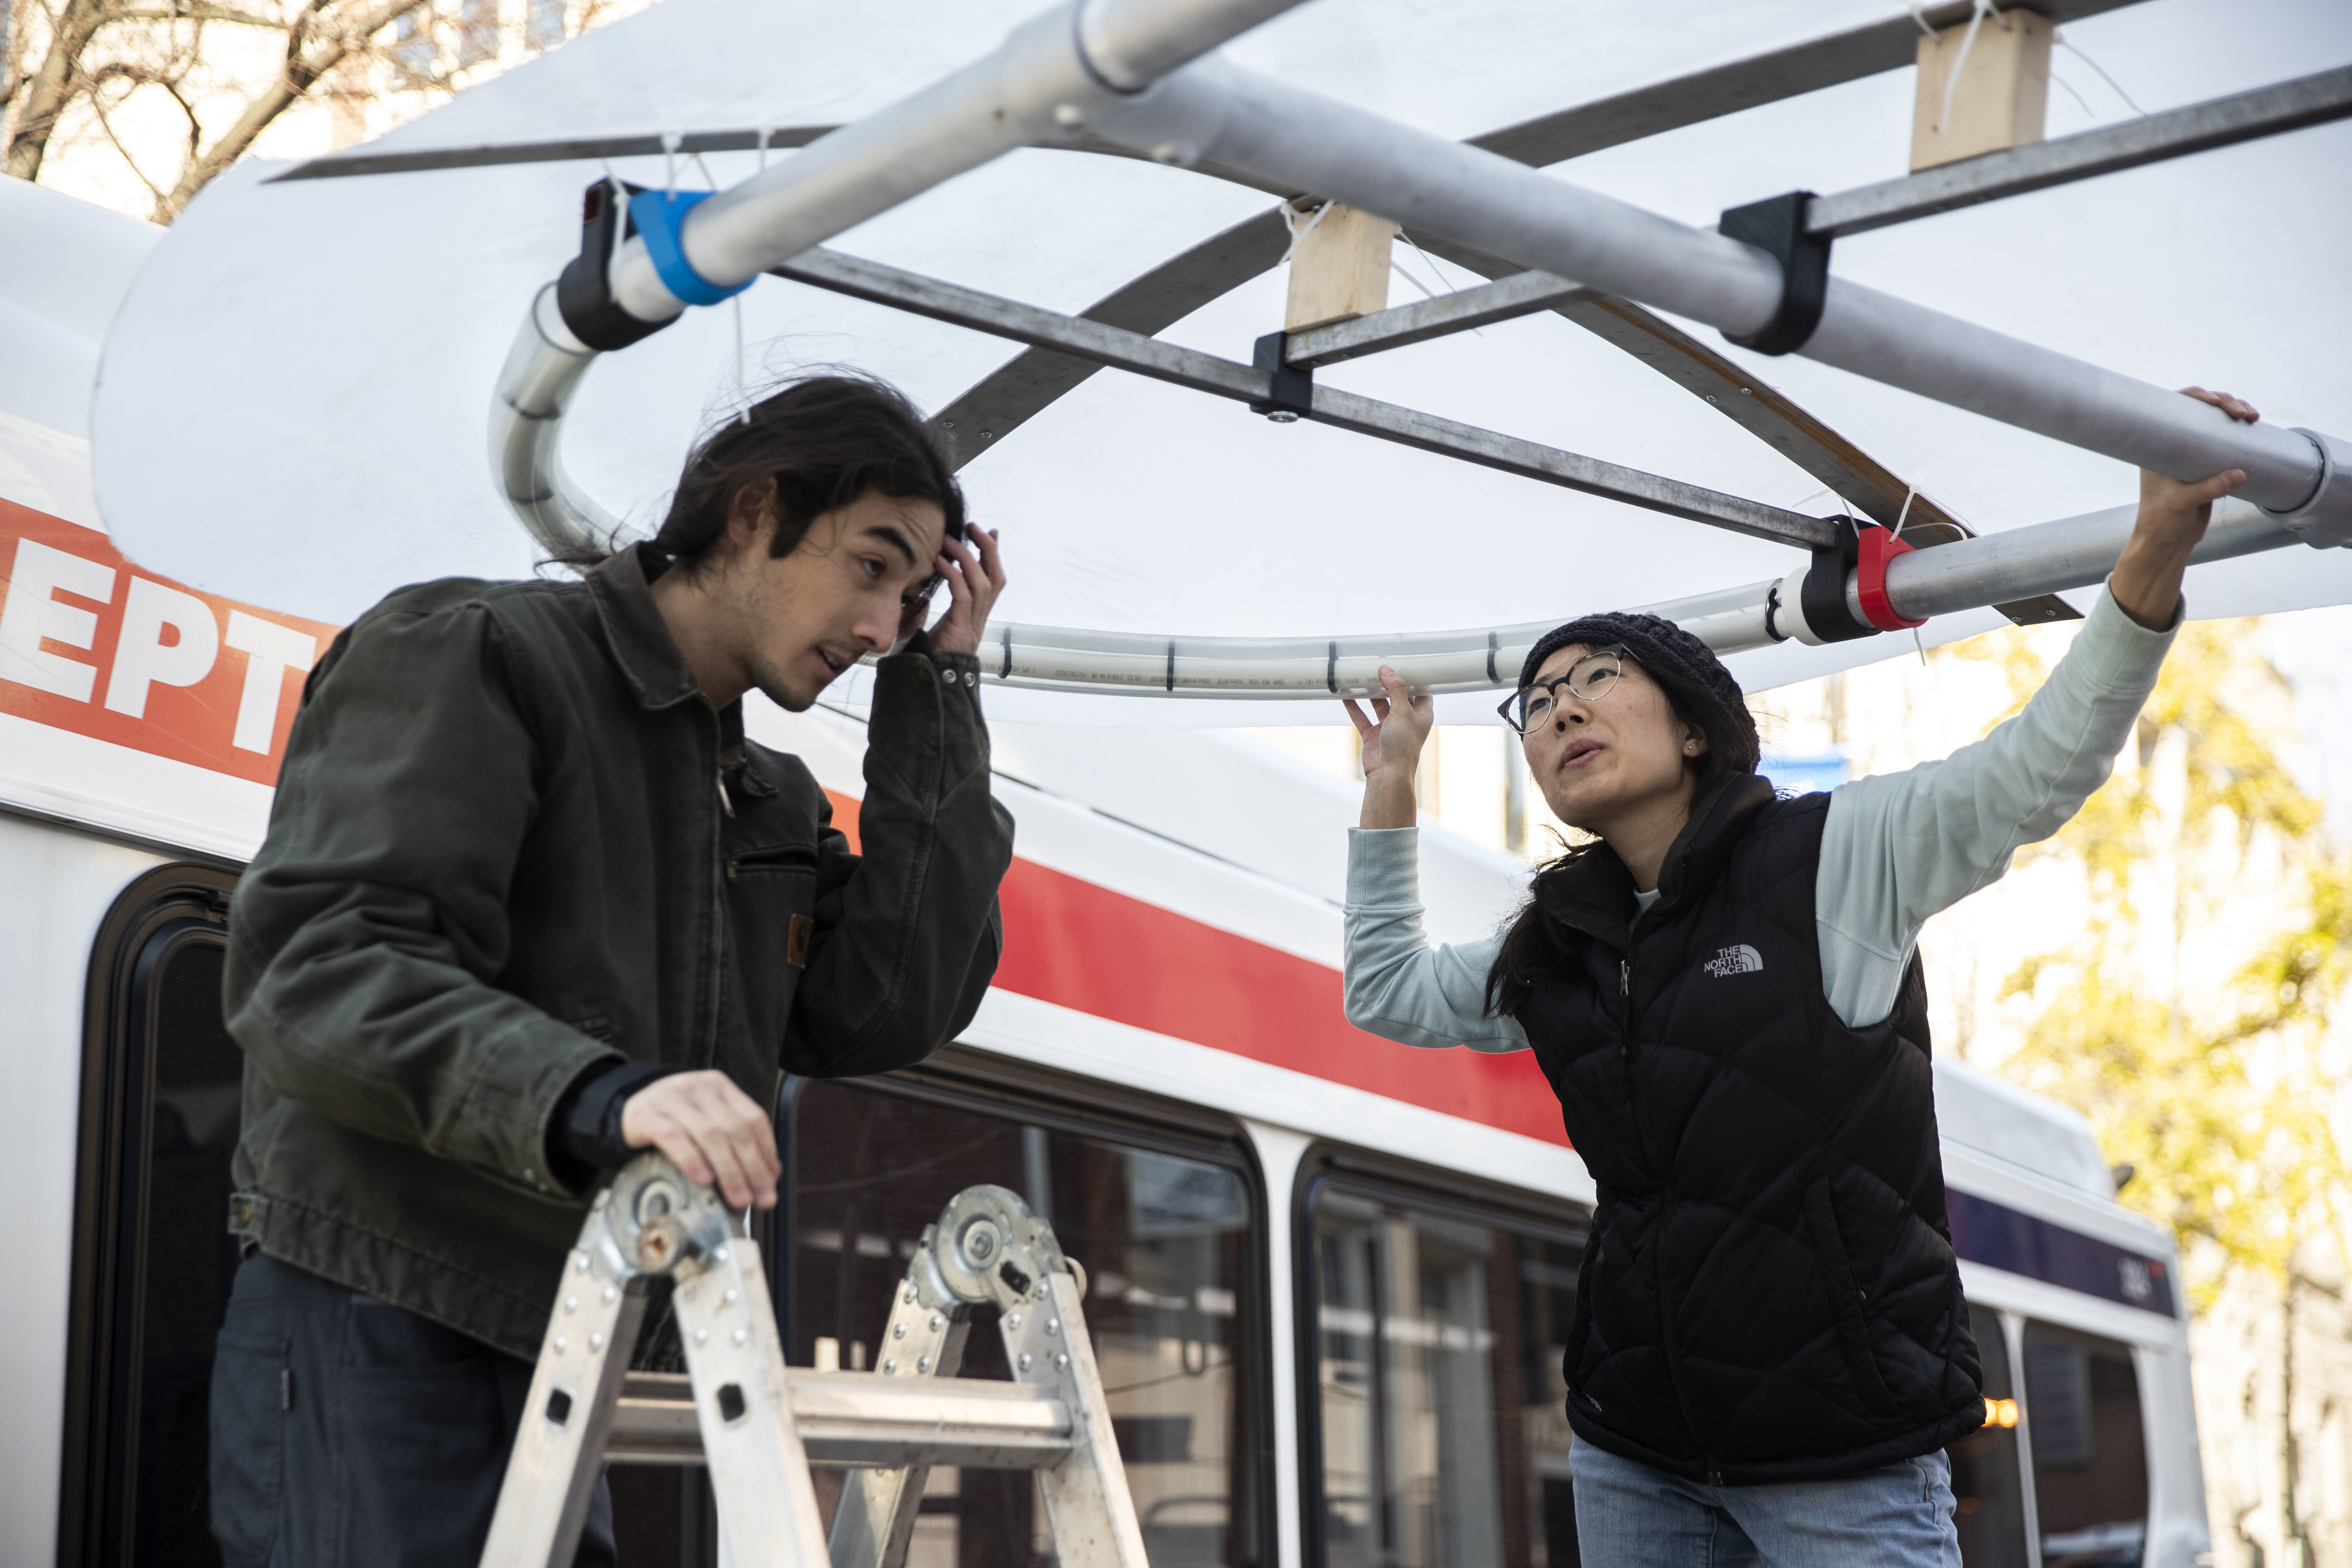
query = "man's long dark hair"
xmin=559 ymin=374 xmax=964 ymax=573
xmin=1482 ymin=650 xmax=1760 ymax=1020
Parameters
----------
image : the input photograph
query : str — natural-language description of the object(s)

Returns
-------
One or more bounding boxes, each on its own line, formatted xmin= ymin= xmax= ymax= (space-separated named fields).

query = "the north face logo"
xmin=1703 ymin=943 xmax=1764 ymax=977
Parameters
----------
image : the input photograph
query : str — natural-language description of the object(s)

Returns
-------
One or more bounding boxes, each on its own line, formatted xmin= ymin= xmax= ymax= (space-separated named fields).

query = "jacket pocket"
xmin=208 ymin=1327 xmax=289 ymax=1567
xmin=726 ymin=843 xmax=818 ymax=879
xmin=724 ymin=840 xmax=820 ymax=1054
xmin=1803 ymin=1176 xmax=1902 ymax=1417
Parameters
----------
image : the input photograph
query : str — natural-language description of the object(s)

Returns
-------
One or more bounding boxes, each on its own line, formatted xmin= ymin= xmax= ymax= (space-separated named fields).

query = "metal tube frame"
xmin=484 ymin=3 xmax=2348 ymax=702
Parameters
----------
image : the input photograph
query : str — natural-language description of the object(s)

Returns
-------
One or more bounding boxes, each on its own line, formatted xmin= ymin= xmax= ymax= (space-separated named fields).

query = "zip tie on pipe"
xmin=1277 ymin=196 xmax=1334 ymax=265
xmin=628 ymin=189 xmax=756 ymax=308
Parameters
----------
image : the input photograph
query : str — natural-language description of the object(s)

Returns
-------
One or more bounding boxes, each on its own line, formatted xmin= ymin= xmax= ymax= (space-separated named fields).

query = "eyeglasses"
xmin=1497 ymin=647 xmax=1626 ymax=735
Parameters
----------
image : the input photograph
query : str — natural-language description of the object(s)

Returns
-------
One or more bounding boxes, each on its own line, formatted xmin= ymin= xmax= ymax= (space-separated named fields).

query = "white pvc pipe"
xmin=1883 ymin=496 xmax=2291 ymax=619
xmin=610 ymin=0 xmax=1311 ymax=320
xmin=1078 ymin=58 xmax=2339 ymax=522
xmin=492 ymin=285 xmax=631 ymax=554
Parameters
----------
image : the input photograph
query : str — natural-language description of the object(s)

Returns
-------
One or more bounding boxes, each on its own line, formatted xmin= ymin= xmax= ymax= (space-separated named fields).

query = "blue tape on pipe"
xmin=628 ymin=189 xmax=755 ymax=308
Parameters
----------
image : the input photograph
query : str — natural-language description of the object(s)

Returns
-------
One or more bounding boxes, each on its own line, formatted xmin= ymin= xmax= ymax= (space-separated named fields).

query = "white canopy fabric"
xmin=90 ymin=0 xmax=2352 ymax=723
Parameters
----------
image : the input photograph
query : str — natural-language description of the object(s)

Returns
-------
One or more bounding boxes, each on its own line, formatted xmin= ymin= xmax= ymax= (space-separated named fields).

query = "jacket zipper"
xmin=1624 ymin=925 xmax=1724 ymax=1486
xmin=706 ymin=735 xmax=729 ymax=1068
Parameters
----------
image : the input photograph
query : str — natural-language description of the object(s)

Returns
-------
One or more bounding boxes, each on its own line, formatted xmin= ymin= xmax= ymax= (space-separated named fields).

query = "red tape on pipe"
xmin=1857 ymin=527 xmax=1926 ymax=631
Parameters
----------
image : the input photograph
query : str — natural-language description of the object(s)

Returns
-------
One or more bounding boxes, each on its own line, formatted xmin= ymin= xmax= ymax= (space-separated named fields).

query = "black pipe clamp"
xmin=557 ymin=178 xmax=671 ymax=352
xmin=1718 ymin=191 xmax=1831 ymax=358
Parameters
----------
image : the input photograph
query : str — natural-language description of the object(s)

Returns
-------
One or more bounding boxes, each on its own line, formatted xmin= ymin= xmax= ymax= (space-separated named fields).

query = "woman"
xmin=1340 ymin=387 xmax=2256 ymax=1565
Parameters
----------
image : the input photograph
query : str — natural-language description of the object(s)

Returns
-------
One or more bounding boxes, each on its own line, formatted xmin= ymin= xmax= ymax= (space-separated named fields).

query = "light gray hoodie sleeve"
xmin=1343 ymin=827 xmax=1531 ymax=1052
xmin=1816 ymin=582 xmax=2178 ymax=1027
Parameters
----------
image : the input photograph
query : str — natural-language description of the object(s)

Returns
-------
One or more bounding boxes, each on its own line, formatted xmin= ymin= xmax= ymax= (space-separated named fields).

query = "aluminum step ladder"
xmin=479 ymin=1155 xmax=1147 ymax=1568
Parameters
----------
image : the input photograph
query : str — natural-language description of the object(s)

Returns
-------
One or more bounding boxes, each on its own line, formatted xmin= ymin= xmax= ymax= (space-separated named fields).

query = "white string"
xmin=733 ymin=297 xmax=751 ymax=424
xmin=2055 ymin=31 xmax=2147 ymax=116
xmin=1277 ymin=197 xmax=1335 ymax=264
xmin=756 ymin=123 xmax=773 ymax=172
xmin=661 ymin=129 xmax=682 ymax=193
xmin=1388 ymin=257 xmax=1441 ymax=300
xmin=1893 ymin=486 xmax=1916 ymax=539
xmin=1936 ymin=0 xmax=2009 ymax=135
xmin=2048 ymin=69 xmax=2095 ymax=119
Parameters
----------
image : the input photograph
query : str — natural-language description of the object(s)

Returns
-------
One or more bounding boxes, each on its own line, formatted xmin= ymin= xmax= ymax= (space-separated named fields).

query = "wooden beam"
xmin=1283 ymin=204 xmax=1395 ymax=331
xmin=1912 ymin=8 xmax=2054 ymax=171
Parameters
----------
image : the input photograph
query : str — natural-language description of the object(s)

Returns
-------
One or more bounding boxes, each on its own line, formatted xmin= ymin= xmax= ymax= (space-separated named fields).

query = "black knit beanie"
xmin=1515 ymin=612 xmax=1760 ymax=774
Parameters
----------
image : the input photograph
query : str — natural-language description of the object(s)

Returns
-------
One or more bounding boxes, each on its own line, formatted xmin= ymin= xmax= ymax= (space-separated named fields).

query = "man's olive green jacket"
xmin=222 ymin=544 xmax=1013 ymax=1357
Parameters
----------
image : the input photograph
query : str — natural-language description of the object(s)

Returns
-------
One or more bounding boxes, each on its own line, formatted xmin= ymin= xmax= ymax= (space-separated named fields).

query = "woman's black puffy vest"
xmin=1515 ymin=775 xmax=1985 ymax=1484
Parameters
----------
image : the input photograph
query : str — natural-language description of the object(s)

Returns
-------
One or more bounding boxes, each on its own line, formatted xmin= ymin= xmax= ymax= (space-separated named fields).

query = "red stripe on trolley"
xmin=828 ymin=791 xmax=1568 ymax=1148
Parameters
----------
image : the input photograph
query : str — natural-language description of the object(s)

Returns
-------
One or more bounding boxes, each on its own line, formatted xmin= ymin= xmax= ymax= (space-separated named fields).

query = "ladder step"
xmin=605 ymin=1370 xmax=1076 ymax=1469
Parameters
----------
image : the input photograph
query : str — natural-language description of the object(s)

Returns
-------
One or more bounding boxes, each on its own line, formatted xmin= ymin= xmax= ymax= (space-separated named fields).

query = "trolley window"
xmin=1305 ymin=1174 xmax=1586 ymax=1568
xmin=783 ymin=1070 xmax=1270 ymax=1568
xmin=62 ymin=866 xmax=242 ymax=1568
xmin=2023 ymin=1321 xmax=2150 ymax=1568
xmin=1947 ymin=1303 xmax=2029 ymax=1568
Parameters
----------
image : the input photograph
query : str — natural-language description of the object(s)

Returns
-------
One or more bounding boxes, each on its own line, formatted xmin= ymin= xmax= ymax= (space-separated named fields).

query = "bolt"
xmin=1266 ymin=410 xmax=1300 ymax=424
xmin=734 ymin=1328 xmax=749 ymax=1346
xmin=1047 ymin=1318 xmax=1060 ymax=1337
xmin=1705 ymin=395 xmax=1718 ymax=404
xmin=1055 ymin=1354 xmax=1069 ymax=1370
xmin=602 ymin=1286 xmax=617 ymax=1304
xmin=714 ymin=1246 xmax=730 ymax=1263
xmin=1740 ymin=387 xmax=1752 ymax=395
xmin=1054 ymin=103 xmax=1084 ymax=128
xmin=904 ymin=1286 xmax=918 ymax=1305
xmin=885 ymin=1358 xmax=898 ymax=1373
xmin=1018 ymin=1352 xmax=1033 ymax=1372
xmin=574 ymin=1254 xmax=590 ymax=1272
xmin=1007 ymin=1312 xmax=1022 ymax=1329
xmin=723 ymin=1289 xmax=738 ymax=1307
xmin=565 ymin=1297 xmax=579 ymax=1314
xmin=893 ymin=1323 xmax=906 ymax=1339
xmin=917 ymin=1356 xmax=931 ymax=1372
xmin=980 ymin=432 xmax=993 ymax=442
xmin=555 ymin=1336 xmax=568 ymax=1352
xmin=696 ymin=1329 xmax=709 ymax=1345
xmin=929 ymin=1314 xmax=944 ymax=1331
xmin=590 ymin=1332 xmax=605 ymax=1350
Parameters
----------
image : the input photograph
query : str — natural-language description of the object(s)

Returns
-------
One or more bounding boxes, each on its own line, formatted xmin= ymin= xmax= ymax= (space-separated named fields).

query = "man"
xmin=208 ymin=376 xmax=1015 ymax=1566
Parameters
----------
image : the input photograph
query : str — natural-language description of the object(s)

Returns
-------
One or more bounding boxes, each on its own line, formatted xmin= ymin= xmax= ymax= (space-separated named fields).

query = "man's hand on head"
xmin=619 ymin=1069 xmax=781 ymax=1210
xmin=923 ymin=527 xmax=1006 ymax=656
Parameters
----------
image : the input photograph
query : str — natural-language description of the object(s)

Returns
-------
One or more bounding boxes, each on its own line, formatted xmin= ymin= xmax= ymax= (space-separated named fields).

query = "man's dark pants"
xmin=208 ymin=1253 xmax=615 ymax=1567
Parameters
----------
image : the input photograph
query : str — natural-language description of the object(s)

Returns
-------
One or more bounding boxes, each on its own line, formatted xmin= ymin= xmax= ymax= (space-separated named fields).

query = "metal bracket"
xmin=1718 ymin=190 xmax=1831 ymax=357
xmin=1250 ymin=330 xmax=1314 ymax=421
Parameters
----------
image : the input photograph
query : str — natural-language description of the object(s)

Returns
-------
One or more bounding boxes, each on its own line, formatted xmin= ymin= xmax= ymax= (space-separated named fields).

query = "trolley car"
xmin=4 ymin=175 xmax=2204 ymax=1568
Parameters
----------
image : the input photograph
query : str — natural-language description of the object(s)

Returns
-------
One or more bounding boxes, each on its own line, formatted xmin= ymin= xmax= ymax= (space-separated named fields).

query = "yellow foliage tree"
xmin=1959 ymin=617 xmax=2351 ymax=1310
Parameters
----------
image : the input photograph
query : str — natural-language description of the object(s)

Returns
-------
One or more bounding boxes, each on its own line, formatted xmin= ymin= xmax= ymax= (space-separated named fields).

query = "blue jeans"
xmin=1572 ymin=1437 xmax=1961 ymax=1567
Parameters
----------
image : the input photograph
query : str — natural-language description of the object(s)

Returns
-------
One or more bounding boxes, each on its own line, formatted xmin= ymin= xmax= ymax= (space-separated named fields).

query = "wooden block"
xmin=1910 ymin=8 xmax=2053 ymax=171
xmin=1284 ymin=204 xmax=1396 ymax=332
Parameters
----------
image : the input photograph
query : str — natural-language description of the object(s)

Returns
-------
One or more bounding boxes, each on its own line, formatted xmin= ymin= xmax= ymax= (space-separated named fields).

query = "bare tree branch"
xmin=158 ymin=0 xmax=432 ymax=215
xmin=6 ymin=0 xmax=126 ymax=179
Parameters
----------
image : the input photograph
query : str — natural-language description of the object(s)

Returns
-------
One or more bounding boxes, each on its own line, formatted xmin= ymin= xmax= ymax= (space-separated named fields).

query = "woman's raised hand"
xmin=1344 ymin=665 xmax=1434 ymax=830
